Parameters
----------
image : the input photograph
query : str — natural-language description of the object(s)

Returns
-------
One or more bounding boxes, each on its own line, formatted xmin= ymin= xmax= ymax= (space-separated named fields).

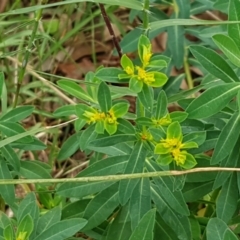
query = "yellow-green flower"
xmin=154 ymin=121 xmax=198 ymax=169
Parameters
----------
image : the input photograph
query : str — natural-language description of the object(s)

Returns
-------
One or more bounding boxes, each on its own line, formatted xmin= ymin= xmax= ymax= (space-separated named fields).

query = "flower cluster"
xmin=118 ymin=35 xmax=168 ymax=93
xmin=154 ymin=121 xmax=198 ymax=169
xmin=76 ymin=102 xmax=129 ymax=135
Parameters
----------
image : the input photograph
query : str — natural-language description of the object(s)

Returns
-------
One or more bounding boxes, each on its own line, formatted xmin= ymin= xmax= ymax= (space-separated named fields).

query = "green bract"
xmin=119 ymin=35 xmax=168 ymax=93
xmin=155 ymin=122 xmax=198 ymax=169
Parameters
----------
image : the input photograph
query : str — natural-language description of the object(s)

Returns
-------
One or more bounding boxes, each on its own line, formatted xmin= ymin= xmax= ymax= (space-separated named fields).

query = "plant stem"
xmin=2 ymin=167 xmax=240 ymax=185
xmin=184 ymin=48 xmax=194 ymax=90
xmin=143 ymin=0 xmax=150 ymax=35
xmin=99 ymin=3 xmax=122 ymax=58
xmin=14 ymin=0 xmax=47 ymax=108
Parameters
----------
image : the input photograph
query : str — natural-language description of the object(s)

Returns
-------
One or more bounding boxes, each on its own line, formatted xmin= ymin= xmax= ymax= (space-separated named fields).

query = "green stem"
xmin=1 ymin=167 xmax=240 ymax=185
xmin=143 ymin=0 xmax=150 ymax=35
xmin=183 ymin=48 xmax=194 ymax=90
xmin=14 ymin=0 xmax=47 ymax=108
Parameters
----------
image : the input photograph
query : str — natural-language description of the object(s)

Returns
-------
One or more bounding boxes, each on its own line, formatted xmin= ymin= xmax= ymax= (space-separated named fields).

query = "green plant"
xmin=1 ymin=0 xmax=240 ymax=239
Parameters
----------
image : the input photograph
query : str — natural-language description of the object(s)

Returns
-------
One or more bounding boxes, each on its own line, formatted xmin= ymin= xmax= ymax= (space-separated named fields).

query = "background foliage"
xmin=1 ymin=0 xmax=240 ymax=239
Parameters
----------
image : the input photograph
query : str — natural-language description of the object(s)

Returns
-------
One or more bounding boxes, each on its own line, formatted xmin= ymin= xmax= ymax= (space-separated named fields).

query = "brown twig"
xmin=99 ymin=3 xmax=122 ymax=58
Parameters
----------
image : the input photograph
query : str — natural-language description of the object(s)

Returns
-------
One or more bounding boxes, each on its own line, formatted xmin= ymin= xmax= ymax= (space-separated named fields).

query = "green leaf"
xmin=57 ymin=155 xmax=128 ymax=198
xmin=62 ymin=200 xmax=90 ymax=219
xmin=88 ymin=142 xmax=132 ymax=156
xmin=97 ymin=81 xmax=112 ymax=112
xmin=146 ymin=160 xmax=189 ymax=216
xmin=96 ymin=67 xmax=126 ymax=83
xmin=17 ymin=193 xmax=39 ymax=227
xmin=16 ymin=214 xmax=34 ymax=240
xmin=121 ymin=54 xmax=134 ymax=71
xmin=0 ymin=160 xmax=15 ymax=207
xmin=186 ymin=83 xmax=240 ymax=119
xmin=212 ymin=34 xmax=240 ymax=67
xmin=105 ymin=204 xmax=132 ymax=240
xmin=3 ymin=224 xmax=14 ymax=240
xmin=167 ymin=121 xmax=182 ymax=140
xmin=129 ymin=178 xmax=151 ymax=230
xmin=151 ymin=184 xmax=191 ymax=240
xmin=206 ymin=218 xmax=230 ymax=240
xmin=57 ymin=80 xmax=94 ymax=103
xmin=182 ymin=153 xmax=197 ymax=169
xmin=89 ymin=134 xmax=136 ymax=147
xmin=0 ymin=122 xmax=33 ymax=143
xmin=213 ymin=139 xmax=240 ymax=189
xmin=119 ymin=141 xmax=148 ymax=205
xmin=154 ymin=212 xmax=178 ymax=240
xmin=138 ymin=35 xmax=151 ymax=64
xmin=129 ymin=209 xmax=156 ymax=240
xmin=57 ymin=132 xmax=81 ymax=161
xmin=129 ymin=77 xmax=143 ymax=93
xmin=216 ymin=173 xmax=238 ymax=223
xmin=79 ymin=124 xmax=98 ymax=150
xmin=0 ymin=106 xmax=34 ymax=122
xmin=183 ymin=131 xmax=206 ymax=146
xmin=138 ymin=84 xmax=153 ymax=111
xmin=167 ymin=25 xmax=184 ymax=69
xmin=53 ymin=105 xmax=76 ymax=117
xmin=183 ymin=181 xmax=214 ymax=202
xmin=83 ymin=183 xmax=119 ymax=231
xmin=111 ymin=102 xmax=129 ymax=118
xmin=0 ymin=0 xmax=143 ymax=16
xmin=117 ymin=118 xmax=135 ymax=134
xmin=223 ymin=229 xmax=238 ymax=240
xmin=150 ymin=72 xmax=168 ymax=87
xmin=211 ymin=112 xmax=240 ymax=164
xmin=190 ymin=45 xmax=239 ymax=83
xmin=155 ymin=90 xmax=168 ymax=119
xmin=1 ymin=145 xmax=20 ymax=171
xmin=20 ymin=161 xmax=51 ymax=179
xmin=169 ymin=111 xmax=188 ymax=122
xmin=37 ymin=207 xmax=61 ymax=230
xmin=11 ymin=137 xmax=46 ymax=151
xmin=104 ymin=120 xmax=117 ymax=135
xmin=34 ymin=218 xmax=87 ymax=240
xmin=228 ymin=0 xmax=240 ymax=47
xmin=189 ymin=215 xmax=201 ymax=240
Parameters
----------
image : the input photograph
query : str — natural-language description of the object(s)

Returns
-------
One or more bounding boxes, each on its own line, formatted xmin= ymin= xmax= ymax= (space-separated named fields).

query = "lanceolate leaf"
xmin=216 ymin=173 xmax=238 ymax=223
xmin=186 ymin=83 xmax=240 ymax=119
xmin=223 ymin=229 xmax=239 ymax=240
xmin=83 ymin=183 xmax=119 ymax=231
xmin=1 ymin=145 xmax=20 ymax=171
xmin=228 ymin=0 xmax=240 ymax=47
xmin=129 ymin=177 xmax=151 ymax=230
xmin=97 ymin=81 xmax=112 ymax=112
xmin=211 ymin=112 xmax=240 ymax=164
xmin=105 ymin=204 xmax=132 ymax=240
xmin=155 ymin=90 xmax=168 ymax=119
xmin=206 ymin=218 xmax=230 ymax=240
xmin=89 ymin=134 xmax=137 ymax=147
xmin=151 ymin=184 xmax=191 ymax=240
xmin=0 ymin=106 xmax=34 ymax=122
xmin=190 ymin=46 xmax=239 ymax=83
xmin=213 ymin=138 xmax=240 ymax=189
xmin=129 ymin=209 xmax=156 ymax=240
xmin=119 ymin=141 xmax=148 ymax=205
xmin=212 ymin=34 xmax=240 ymax=68
xmin=0 ymin=159 xmax=16 ymax=208
xmin=57 ymin=155 xmax=128 ymax=198
xmin=138 ymin=84 xmax=153 ymax=111
xmin=146 ymin=160 xmax=189 ymax=216
xmin=57 ymin=80 xmax=94 ymax=103
xmin=34 ymin=218 xmax=87 ymax=240
xmin=167 ymin=25 xmax=184 ymax=69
